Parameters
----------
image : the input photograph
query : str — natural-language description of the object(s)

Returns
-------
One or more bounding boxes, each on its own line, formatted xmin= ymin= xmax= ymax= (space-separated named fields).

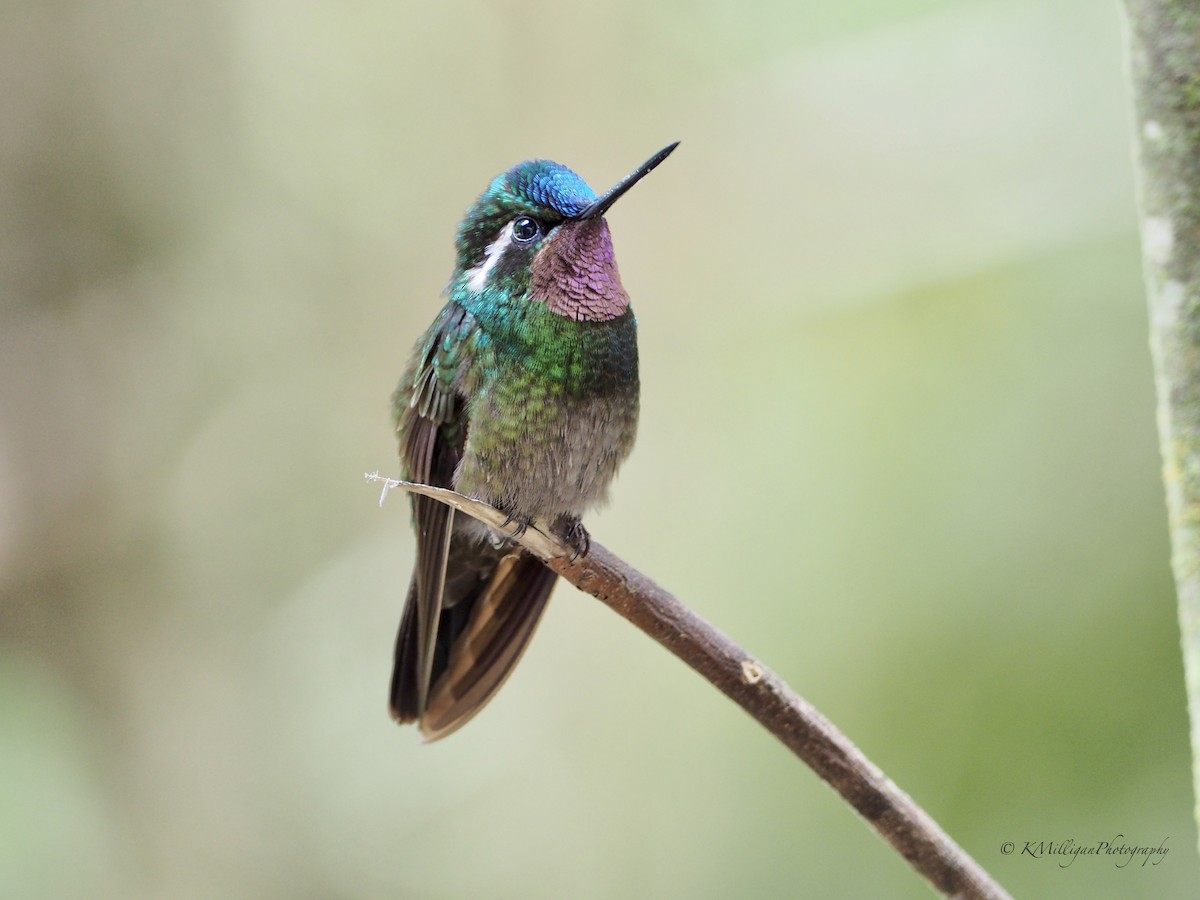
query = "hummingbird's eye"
xmin=511 ymin=216 xmax=542 ymax=243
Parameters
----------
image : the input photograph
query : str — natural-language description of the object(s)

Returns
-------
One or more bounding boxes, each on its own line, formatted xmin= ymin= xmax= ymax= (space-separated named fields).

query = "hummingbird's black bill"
xmin=576 ymin=141 xmax=679 ymax=220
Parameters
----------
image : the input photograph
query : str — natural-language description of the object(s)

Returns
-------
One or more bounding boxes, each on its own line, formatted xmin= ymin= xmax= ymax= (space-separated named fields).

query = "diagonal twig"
xmin=365 ymin=472 xmax=1011 ymax=900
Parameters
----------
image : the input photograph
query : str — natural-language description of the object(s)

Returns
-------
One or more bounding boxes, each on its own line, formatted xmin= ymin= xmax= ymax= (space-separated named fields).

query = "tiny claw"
xmin=559 ymin=518 xmax=590 ymax=561
xmin=494 ymin=503 xmax=533 ymax=540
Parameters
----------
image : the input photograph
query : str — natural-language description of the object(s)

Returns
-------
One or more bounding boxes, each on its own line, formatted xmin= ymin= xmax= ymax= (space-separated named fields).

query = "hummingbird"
xmin=388 ymin=143 xmax=678 ymax=741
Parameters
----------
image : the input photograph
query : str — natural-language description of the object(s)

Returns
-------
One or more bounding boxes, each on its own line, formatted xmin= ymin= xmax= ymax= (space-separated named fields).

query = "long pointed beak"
xmin=575 ymin=142 xmax=679 ymax=220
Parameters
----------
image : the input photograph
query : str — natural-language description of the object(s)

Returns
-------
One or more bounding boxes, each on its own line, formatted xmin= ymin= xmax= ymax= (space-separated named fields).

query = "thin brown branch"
xmin=366 ymin=473 xmax=1011 ymax=899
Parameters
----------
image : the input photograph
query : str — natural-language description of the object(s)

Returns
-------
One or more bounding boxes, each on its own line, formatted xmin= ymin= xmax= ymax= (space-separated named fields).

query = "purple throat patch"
xmin=531 ymin=219 xmax=630 ymax=323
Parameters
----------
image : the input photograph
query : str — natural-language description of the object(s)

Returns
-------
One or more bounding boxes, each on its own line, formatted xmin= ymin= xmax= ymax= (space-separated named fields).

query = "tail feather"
xmin=420 ymin=553 xmax=558 ymax=740
xmin=389 ymin=544 xmax=557 ymax=740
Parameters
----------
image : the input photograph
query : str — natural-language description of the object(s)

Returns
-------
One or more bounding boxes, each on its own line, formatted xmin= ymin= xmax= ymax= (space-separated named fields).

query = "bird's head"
xmin=451 ymin=143 xmax=678 ymax=322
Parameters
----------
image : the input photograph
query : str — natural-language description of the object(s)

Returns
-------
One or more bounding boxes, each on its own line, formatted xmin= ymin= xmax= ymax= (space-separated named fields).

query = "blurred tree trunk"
xmin=1126 ymin=0 xmax=1200 ymax=851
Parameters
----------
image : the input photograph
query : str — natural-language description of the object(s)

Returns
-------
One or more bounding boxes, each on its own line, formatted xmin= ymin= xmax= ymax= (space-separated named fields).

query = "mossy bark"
xmin=1126 ymin=0 xmax=1200 ymax=849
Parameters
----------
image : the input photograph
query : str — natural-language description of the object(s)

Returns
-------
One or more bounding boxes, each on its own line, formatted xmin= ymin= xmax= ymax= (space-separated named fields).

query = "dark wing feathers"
xmin=389 ymin=303 xmax=559 ymax=739
xmin=389 ymin=580 xmax=421 ymax=722
xmin=390 ymin=306 xmax=468 ymax=724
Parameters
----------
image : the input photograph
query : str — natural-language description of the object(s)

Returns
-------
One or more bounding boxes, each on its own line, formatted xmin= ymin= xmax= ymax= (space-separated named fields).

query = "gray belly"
xmin=455 ymin=388 xmax=639 ymax=524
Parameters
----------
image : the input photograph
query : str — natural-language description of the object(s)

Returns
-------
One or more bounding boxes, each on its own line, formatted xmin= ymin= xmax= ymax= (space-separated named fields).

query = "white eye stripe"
xmin=466 ymin=221 xmax=515 ymax=294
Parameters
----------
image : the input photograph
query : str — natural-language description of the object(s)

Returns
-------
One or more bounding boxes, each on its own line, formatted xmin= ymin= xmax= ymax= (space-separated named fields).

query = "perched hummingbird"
xmin=389 ymin=143 xmax=677 ymax=741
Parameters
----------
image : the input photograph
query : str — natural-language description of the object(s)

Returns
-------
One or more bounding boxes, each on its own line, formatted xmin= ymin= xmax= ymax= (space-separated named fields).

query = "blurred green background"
xmin=2 ymin=0 xmax=1193 ymax=897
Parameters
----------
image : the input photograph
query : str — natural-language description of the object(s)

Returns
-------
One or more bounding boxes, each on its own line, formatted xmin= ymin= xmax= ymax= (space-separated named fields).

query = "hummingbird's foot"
xmin=497 ymin=504 xmax=533 ymax=539
xmin=553 ymin=516 xmax=591 ymax=561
